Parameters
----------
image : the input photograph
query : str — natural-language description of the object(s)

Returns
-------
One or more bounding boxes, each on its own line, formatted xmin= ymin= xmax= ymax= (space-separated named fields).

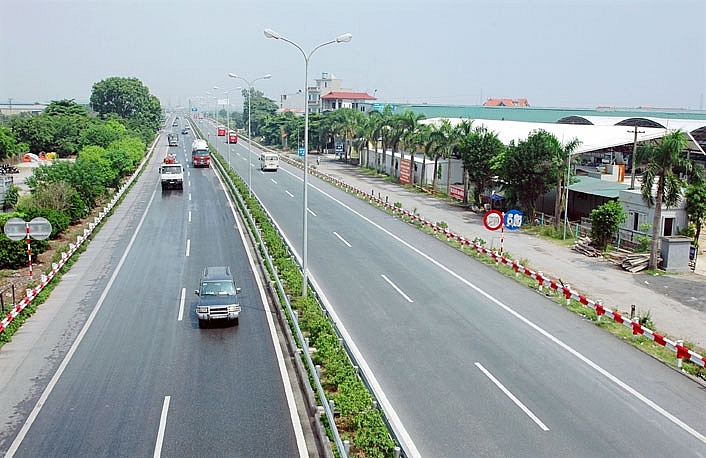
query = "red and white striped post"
xmin=25 ymin=222 xmax=32 ymax=279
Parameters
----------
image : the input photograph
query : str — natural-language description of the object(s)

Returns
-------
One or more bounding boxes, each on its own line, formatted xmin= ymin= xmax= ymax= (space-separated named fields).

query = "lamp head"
xmin=264 ymin=28 xmax=281 ymax=39
xmin=228 ymin=73 xmax=238 ymax=79
xmin=336 ymin=33 xmax=352 ymax=43
xmin=262 ymin=74 xmax=272 ymax=80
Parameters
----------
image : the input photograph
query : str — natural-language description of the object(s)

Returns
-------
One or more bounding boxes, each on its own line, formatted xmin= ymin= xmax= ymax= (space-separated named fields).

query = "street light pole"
xmin=228 ymin=73 xmax=272 ymax=197
xmin=264 ymin=28 xmax=352 ymax=297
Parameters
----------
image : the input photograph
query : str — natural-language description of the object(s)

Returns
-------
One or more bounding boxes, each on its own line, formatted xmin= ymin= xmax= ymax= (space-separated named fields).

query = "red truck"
xmin=217 ymin=126 xmax=226 ymax=136
xmin=191 ymin=139 xmax=210 ymax=167
xmin=228 ymin=131 xmax=238 ymax=144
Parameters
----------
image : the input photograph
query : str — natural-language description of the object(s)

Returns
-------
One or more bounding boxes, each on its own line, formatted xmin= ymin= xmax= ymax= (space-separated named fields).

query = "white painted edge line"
xmin=177 ymin=288 xmax=186 ymax=322
xmin=153 ymin=395 xmax=171 ymax=458
xmin=333 ymin=231 xmax=351 ymax=248
xmin=475 ymin=362 xmax=549 ymax=431
xmin=4 ymin=184 xmax=160 ymax=458
xmin=381 ymin=274 xmax=413 ymax=303
xmin=214 ymin=166 xmax=308 ymax=457
xmin=303 ymin=179 xmax=706 ymax=450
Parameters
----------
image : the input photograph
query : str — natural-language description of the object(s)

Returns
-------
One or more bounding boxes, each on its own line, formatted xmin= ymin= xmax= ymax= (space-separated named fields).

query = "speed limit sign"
xmin=483 ymin=210 xmax=503 ymax=231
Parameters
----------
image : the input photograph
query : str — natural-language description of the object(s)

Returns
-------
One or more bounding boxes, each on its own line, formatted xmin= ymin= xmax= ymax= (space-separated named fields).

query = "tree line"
xmin=230 ymin=94 xmax=706 ymax=270
xmin=0 ymin=77 xmax=162 ymax=269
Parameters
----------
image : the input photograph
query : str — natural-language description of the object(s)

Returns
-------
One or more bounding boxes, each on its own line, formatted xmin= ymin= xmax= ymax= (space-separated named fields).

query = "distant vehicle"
xmin=228 ymin=131 xmax=238 ymax=144
xmin=172 ymin=120 xmax=179 ymax=127
xmin=260 ymin=153 xmax=279 ymax=171
xmin=195 ymin=266 xmax=241 ymax=326
xmin=217 ymin=125 xmax=226 ymax=136
xmin=191 ymin=138 xmax=210 ymax=167
xmin=159 ymin=162 xmax=184 ymax=190
xmin=181 ymin=127 xmax=189 ymax=135
xmin=167 ymin=133 xmax=179 ymax=147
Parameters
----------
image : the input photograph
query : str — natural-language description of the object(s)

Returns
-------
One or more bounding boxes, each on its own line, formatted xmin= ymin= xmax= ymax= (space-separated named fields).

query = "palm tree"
xmin=365 ymin=110 xmax=384 ymax=171
xmin=429 ymin=119 xmax=458 ymax=195
xmin=394 ymin=110 xmax=425 ymax=184
xmin=554 ymin=138 xmax=582 ymax=232
xmin=330 ymin=108 xmax=362 ymax=163
xmin=378 ymin=105 xmax=394 ymax=175
xmin=637 ymin=130 xmax=693 ymax=270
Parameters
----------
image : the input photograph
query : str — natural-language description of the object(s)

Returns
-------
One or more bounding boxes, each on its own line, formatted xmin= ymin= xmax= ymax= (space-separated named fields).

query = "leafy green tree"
xmin=685 ymin=180 xmax=706 ymax=247
xmin=90 ymin=77 xmax=162 ymax=134
xmin=636 ymin=130 xmax=695 ymax=270
xmin=589 ymin=200 xmax=627 ymax=250
xmin=106 ymin=137 xmax=146 ymax=171
xmin=495 ymin=129 xmax=560 ymax=219
xmin=242 ymin=88 xmax=278 ymax=137
xmin=80 ymin=119 xmax=126 ymax=148
xmin=78 ymin=145 xmax=119 ymax=188
xmin=10 ymin=115 xmax=56 ymax=155
xmin=458 ymin=123 xmax=505 ymax=207
xmin=0 ymin=126 xmax=22 ymax=159
xmin=44 ymin=99 xmax=89 ymax=117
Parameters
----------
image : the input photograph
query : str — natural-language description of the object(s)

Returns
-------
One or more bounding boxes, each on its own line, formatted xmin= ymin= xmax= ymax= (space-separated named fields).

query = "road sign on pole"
xmin=298 ymin=146 xmax=305 ymax=157
xmin=483 ymin=210 xmax=503 ymax=231
xmin=3 ymin=217 xmax=53 ymax=278
xmin=504 ymin=209 xmax=523 ymax=231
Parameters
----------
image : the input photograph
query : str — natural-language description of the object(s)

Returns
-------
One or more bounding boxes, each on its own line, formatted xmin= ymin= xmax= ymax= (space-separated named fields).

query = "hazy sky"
xmin=2 ymin=0 xmax=705 ymax=111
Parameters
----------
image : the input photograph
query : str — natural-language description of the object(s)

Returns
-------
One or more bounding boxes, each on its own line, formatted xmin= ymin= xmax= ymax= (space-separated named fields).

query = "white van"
xmin=260 ymin=153 xmax=279 ymax=171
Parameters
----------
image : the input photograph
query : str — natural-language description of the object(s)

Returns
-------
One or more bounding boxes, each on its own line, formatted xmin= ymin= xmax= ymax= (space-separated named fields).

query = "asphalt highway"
xmin=199 ymin=118 xmax=706 ymax=457
xmin=0 ymin=123 xmax=306 ymax=457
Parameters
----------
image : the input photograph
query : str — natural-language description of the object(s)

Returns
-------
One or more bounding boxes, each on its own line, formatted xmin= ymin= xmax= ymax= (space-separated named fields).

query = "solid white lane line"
xmin=153 ymin=396 xmax=171 ymax=458
xmin=475 ymin=362 xmax=549 ymax=432
xmin=309 ymin=181 xmax=706 ymax=447
xmin=333 ymin=231 xmax=351 ymax=247
xmin=177 ymin=288 xmax=186 ymax=321
xmin=285 ymin=190 xmax=294 ymax=198
xmin=381 ymin=274 xmax=414 ymax=303
xmin=213 ymin=162 xmax=308 ymax=457
xmin=4 ymin=183 xmax=160 ymax=458
xmin=185 ymin=239 xmax=190 ymax=257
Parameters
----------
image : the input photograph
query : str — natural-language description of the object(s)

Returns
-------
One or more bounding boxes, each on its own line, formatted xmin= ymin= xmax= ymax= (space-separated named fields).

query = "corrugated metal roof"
xmin=419 ymin=117 xmax=705 ymax=155
xmin=569 ymin=176 xmax=629 ymax=198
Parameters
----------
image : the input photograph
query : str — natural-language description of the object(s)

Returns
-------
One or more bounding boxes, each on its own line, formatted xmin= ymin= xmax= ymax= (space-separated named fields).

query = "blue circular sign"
xmin=504 ymin=209 xmax=523 ymax=231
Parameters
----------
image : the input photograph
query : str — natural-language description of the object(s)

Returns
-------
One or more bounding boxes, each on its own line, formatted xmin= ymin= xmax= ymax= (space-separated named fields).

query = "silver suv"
xmin=195 ymin=266 xmax=241 ymax=326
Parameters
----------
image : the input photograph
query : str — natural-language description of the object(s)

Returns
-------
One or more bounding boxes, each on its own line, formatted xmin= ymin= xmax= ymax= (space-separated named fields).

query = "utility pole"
xmin=628 ymin=124 xmax=645 ymax=190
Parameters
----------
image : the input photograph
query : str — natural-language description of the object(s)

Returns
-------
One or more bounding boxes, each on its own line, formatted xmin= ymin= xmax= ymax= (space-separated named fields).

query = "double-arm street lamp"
xmin=264 ymin=28 xmax=352 ymax=297
xmin=228 ymin=72 xmax=272 ymax=196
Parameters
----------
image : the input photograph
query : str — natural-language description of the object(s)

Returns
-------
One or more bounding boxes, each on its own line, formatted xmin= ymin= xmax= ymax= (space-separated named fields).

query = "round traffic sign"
xmin=483 ymin=210 xmax=503 ymax=231
xmin=504 ymin=209 xmax=524 ymax=231
xmin=3 ymin=217 xmax=27 ymax=241
xmin=29 ymin=217 xmax=52 ymax=240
